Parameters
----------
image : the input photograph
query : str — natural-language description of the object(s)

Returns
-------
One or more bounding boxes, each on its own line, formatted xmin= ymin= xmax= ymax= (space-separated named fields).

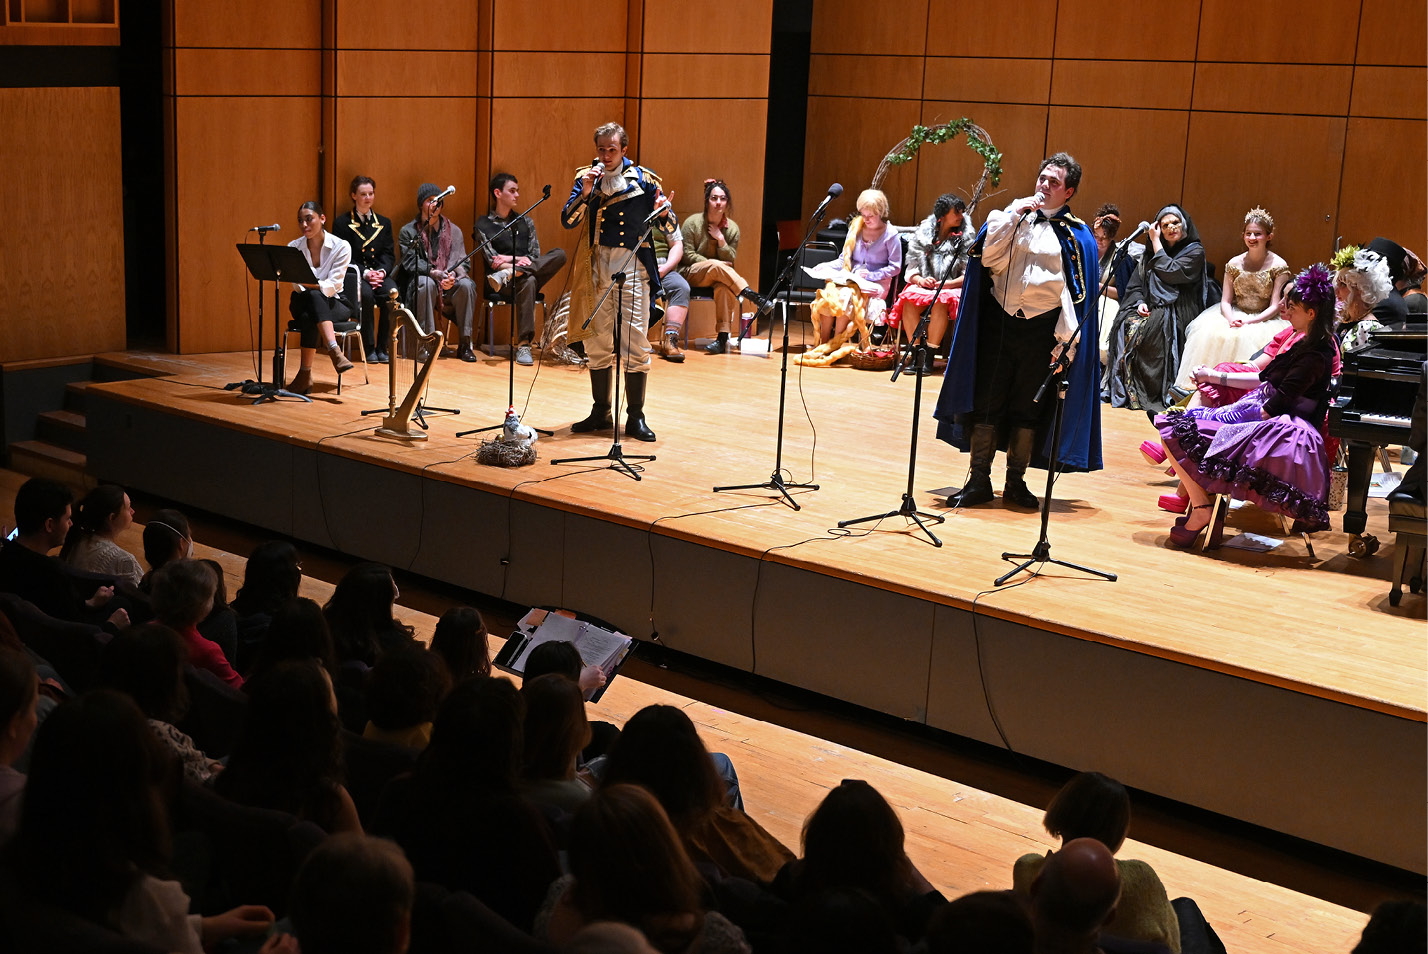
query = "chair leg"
xmin=350 ymin=332 xmax=369 ymax=386
xmin=1391 ymin=541 xmax=1408 ymax=606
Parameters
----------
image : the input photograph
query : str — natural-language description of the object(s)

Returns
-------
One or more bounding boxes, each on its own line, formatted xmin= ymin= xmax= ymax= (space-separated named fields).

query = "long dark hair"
xmin=429 ymin=606 xmax=491 ymax=681
xmin=142 ymin=508 xmax=191 ymax=571
xmin=59 ymin=484 xmax=127 ymax=561
xmin=704 ymin=178 xmax=732 ymax=220
xmin=233 ymin=541 xmax=302 ymax=617
xmin=13 ymin=690 xmax=173 ymax=918
xmin=249 ymin=596 xmax=335 ymax=682
xmin=521 ymin=673 xmax=590 ymax=781
xmin=101 ymin=622 xmax=189 ymax=724
xmin=216 ymin=659 xmax=346 ymax=829
xmin=600 ymin=704 xmax=724 ymax=834
xmin=568 ymin=784 xmax=705 ymax=954
xmin=324 ymin=563 xmax=413 ymax=666
xmin=415 ymin=676 xmax=523 ymax=794
xmin=800 ymin=780 xmax=916 ymax=904
xmin=1284 ymin=270 xmax=1337 ymax=350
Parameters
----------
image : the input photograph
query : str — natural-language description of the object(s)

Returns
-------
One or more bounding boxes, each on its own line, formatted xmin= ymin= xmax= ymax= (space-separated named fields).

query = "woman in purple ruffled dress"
xmin=1154 ymin=265 xmax=1339 ymax=549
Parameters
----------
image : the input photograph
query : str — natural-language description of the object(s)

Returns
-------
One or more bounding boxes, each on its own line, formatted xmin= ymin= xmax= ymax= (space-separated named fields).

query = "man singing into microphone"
xmin=399 ymin=183 xmax=479 ymax=362
xmin=934 ymin=152 xmax=1102 ymax=509
xmin=561 ymin=122 xmax=673 ymax=442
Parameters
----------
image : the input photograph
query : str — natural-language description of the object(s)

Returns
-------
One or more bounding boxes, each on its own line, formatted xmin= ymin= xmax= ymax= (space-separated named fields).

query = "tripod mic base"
xmin=996 ymin=548 xmax=1118 ymax=587
xmin=839 ymin=494 xmax=945 ymax=546
xmin=552 ymin=443 xmax=655 ymax=481
xmin=714 ymin=472 xmax=818 ymax=510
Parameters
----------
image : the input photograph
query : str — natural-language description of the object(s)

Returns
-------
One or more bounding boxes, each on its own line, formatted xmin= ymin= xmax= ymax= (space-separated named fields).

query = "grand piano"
xmin=1327 ymin=326 xmax=1427 ymax=555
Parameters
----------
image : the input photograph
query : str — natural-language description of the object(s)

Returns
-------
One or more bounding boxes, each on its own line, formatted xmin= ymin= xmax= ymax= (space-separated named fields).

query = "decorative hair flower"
xmin=1294 ymin=263 xmax=1336 ymax=307
xmin=1333 ymin=248 xmax=1393 ymax=308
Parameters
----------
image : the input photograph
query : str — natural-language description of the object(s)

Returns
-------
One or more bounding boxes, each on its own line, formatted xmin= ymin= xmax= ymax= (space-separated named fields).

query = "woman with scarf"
xmin=1152 ymin=265 xmax=1339 ymax=549
xmin=1108 ymin=204 xmax=1208 ymax=412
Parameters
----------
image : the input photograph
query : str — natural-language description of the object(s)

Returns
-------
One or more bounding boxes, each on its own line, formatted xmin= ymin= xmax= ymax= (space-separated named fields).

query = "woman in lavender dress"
xmin=808 ymin=188 xmax=902 ymax=345
xmin=1155 ymin=265 xmax=1339 ymax=549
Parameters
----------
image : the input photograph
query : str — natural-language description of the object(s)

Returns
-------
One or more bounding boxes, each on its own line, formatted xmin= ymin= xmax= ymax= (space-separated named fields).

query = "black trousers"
xmin=493 ymin=249 xmax=567 ymax=342
xmin=971 ymin=299 xmax=1059 ymax=430
xmin=288 ymin=289 xmax=352 ymax=349
xmin=358 ymin=274 xmax=398 ymax=355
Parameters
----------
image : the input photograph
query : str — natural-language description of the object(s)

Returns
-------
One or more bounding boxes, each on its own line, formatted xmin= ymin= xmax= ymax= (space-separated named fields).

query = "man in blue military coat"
xmin=561 ymin=122 xmax=673 ymax=442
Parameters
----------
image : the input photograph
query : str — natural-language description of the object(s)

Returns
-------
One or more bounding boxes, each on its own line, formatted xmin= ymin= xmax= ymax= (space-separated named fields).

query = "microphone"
xmin=812 ymin=182 xmax=843 ymax=221
xmin=250 ymin=223 xmax=281 ymax=233
xmin=642 ymin=195 xmax=673 ymax=227
xmin=1120 ymin=220 xmax=1152 ymax=245
xmin=542 ymin=184 xmax=551 ymax=199
xmin=432 ymin=185 xmax=455 ymax=205
xmin=739 ymin=287 xmax=774 ymax=316
xmin=1018 ymin=192 xmax=1046 ymax=222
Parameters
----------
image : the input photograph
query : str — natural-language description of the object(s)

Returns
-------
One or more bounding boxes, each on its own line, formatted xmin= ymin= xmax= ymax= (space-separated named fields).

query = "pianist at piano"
xmin=1151 ymin=265 xmax=1340 ymax=548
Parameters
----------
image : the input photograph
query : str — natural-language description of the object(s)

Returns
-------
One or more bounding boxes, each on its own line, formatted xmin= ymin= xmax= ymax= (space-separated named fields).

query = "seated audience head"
xmin=600 ymin=704 xmax=723 ymax=834
xmin=429 ymin=606 xmax=490 ymax=681
xmin=12 ymin=476 xmax=73 ymax=548
xmin=1042 ymin=771 xmax=1131 ymax=854
xmin=524 ymin=638 xmax=584 ymax=684
xmin=1243 ymin=206 xmax=1275 ymax=247
xmin=419 ymin=674 xmax=523 ymax=793
xmin=932 ymin=191 xmax=967 ymax=228
xmin=324 ymin=562 xmax=411 ymax=666
xmin=217 ymin=659 xmax=345 ymax=824
xmin=800 ymin=779 xmax=914 ymax=903
xmin=142 ymin=508 xmax=192 ymax=572
xmin=60 ymin=484 xmax=133 ymax=559
xmin=14 ymin=689 xmax=170 ymax=916
xmin=234 ymin=540 xmax=302 ymax=615
xmin=201 ymin=558 xmax=230 ymax=607
xmin=365 ymin=643 xmax=450 ymax=734
xmin=564 ymin=922 xmax=661 ymax=954
xmin=489 ymin=171 xmax=518 ymax=213
xmin=150 ymin=558 xmax=218 ymax=630
xmin=289 ymin=832 xmax=415 ymax=954
xmin=521 ymin=672 xmax=591 ymax=781
xmin=1333 ymin=246 xmax=1394 ymax=320
xmin=251 ymin=596 xmax=335 ymax=679
xmin=1352 ymin=899 xmax=1427 ymax=954
xmin=350 ymin=175 xmax=377 ymax=212
xmin=568 ymin=783 xmax=705 ymax=954
xmin=101 ymin=622 xmax=189 ymax=724
xmin=1028 ymin=838 xmax=1121 ymax=949
xmin=704 ymin=178 xmax=732 ymax=218
xmin=786 ymin=887 xmax=899 ymax=954
xmin=925 ymin=890 xmax=1033 ymax=954
xmin=0 ymin=647 xmax=39 ymax=768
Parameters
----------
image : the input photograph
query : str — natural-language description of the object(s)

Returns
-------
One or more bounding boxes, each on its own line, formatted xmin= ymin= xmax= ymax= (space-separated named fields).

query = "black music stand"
xmin=230 ymin=243 xmax=316 ymax=404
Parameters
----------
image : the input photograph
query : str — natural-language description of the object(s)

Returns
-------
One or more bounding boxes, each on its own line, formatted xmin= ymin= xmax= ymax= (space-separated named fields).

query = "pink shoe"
xmin=1158 ymin=493 xmax=1189 ymax=514
xmin=1140 ymin=440 xmax=1167 ymax=466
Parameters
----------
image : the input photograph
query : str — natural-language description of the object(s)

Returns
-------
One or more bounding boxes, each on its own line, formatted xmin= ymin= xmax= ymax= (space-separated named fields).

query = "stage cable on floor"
xmin=967 ymin=574 xmax=1044 ymax=762
xmin=494 ymin=465 xmax=609 ymax=602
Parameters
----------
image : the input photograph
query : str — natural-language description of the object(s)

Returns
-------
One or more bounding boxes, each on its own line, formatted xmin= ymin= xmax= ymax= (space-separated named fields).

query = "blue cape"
xmin=933 ymin=208 xmax=1103 ymax=472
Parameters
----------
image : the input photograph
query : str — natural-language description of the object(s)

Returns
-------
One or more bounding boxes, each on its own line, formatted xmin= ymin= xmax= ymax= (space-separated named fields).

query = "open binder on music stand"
xmin=492 ymin=608 xmax=634 ymax=703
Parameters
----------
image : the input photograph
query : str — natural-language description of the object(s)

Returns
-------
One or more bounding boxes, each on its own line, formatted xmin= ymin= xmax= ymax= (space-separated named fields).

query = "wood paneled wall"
xmin=0 ymin=87 xmax=126 ymax=362
xmin=803 ymin=0 xmax=1427 ymax=277
xmin=166 ymin=0 xmax=772 ymax=353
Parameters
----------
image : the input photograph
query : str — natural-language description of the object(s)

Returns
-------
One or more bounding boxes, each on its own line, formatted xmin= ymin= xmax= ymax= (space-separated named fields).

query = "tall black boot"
xmin=946 ymin=423 xmax=997 ymax=507
xmin=623 ymin=372 xmax=656 ymax=442
xmin=572 ymin=367 xmax=613 ymax=432
xmin=1003 ymin=426 xmax=1040 ymax=509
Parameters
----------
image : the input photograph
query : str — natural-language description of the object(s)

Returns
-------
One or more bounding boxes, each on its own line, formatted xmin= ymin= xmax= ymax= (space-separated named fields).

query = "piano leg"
xmin=1343 ymin=441 xmax=1383 ymax=557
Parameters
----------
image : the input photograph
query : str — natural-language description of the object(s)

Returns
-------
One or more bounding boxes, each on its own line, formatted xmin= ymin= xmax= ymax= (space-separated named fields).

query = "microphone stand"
xmin=711 ymin=197 xmax=835 ymax=509
xmin=457 ymin=186 xmax=556 ymax=438
xmin=994 ymin=238 xmax=1126 ymax=586
xmin=837 ymin=236 xmax=960 ymax=545
xmin=551 ymin=213 xmax=662 ymax=481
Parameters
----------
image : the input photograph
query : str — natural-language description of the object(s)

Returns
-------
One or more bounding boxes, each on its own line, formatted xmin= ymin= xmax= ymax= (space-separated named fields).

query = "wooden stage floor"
xmin=77 ymin=341 xmax=1427 ymax=870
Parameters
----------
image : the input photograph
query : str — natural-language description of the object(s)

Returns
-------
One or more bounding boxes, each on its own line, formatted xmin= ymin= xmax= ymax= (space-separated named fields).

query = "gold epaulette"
xmin=638 ymin=166 xmax=663 ymax=189
xmin=1063 ymin=213 xmax=1086 ymax=228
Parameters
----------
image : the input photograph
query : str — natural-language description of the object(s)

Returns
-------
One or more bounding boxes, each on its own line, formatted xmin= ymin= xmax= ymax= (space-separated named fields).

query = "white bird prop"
xmin=502 ymin=406 xmax=538 ymax=444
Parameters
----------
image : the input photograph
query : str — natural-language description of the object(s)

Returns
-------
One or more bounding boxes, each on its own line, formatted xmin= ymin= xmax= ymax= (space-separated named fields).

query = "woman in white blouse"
xmin=287 ymin=201 xmax=356 ymax=395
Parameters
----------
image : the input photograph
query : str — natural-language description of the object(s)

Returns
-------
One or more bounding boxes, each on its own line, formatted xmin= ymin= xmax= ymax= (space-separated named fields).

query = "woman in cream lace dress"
xmin=1176 ymin=208 xmax=1290 ymax=390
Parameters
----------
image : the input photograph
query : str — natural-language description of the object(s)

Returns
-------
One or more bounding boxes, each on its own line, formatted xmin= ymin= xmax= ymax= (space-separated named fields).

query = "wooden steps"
xmin=6 ymin=440 xmax=90 ymax=489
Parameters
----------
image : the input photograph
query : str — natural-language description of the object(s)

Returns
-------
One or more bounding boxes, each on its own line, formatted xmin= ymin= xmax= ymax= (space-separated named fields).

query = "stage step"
xmin=7 ymin=440 xmax=90 ymax=489
xmin=63 ymin=380 xmax=93 ymax=414
xmin=35 ymin=409 xmax=86 ymax=454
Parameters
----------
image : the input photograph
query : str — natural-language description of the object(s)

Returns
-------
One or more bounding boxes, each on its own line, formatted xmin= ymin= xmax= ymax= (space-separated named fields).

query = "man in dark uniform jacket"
xmin=333 ymin=175 xmax=397 ymax=363
xmin=560 ymin=121 xmax=673 ymax=442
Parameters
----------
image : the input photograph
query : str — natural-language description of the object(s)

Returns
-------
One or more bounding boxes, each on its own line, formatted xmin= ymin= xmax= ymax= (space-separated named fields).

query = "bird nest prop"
xmin=476 ymin=437 xmax=537 ymax=467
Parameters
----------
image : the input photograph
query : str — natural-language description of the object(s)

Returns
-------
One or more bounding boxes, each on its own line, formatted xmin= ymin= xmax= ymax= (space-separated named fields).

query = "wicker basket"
xmin=850 ymin=348 xmax=897 ymax=371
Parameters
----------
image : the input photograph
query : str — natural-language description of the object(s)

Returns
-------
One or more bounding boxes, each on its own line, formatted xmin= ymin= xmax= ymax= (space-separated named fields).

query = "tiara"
xmin=1244 ymin=206 xmax=1274 ymax=229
